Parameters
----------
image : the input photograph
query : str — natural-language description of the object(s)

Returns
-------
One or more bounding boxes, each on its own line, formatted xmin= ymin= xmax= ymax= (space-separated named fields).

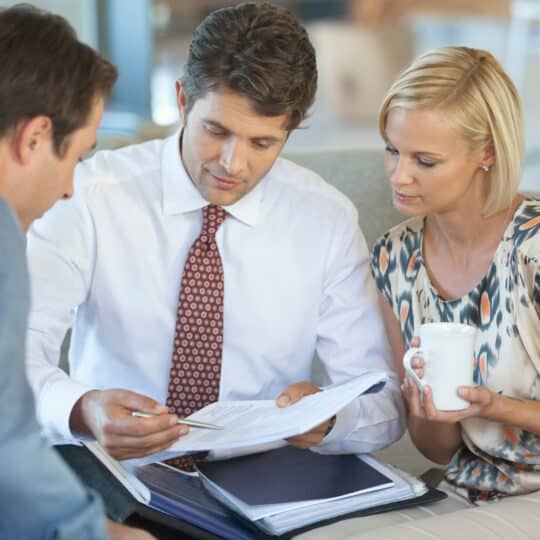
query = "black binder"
xmin=56 ymin=444 xmax=447 ymax=540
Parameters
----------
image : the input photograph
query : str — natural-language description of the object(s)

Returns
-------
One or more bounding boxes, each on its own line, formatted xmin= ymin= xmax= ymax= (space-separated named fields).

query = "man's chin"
xmin=203 ymin=188 xmax=245 ymax=207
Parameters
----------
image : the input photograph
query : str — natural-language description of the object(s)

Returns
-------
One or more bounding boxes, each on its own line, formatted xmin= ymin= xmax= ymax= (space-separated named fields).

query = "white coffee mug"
xmin=402 ymin=322 xmax=476 ymax=411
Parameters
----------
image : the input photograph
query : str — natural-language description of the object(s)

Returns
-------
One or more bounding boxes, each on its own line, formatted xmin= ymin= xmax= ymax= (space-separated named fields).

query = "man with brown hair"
xmin=0 ymin=5 xmax=153 ymax=539
xmin=26 ymin=2 xmax=404 ymax=465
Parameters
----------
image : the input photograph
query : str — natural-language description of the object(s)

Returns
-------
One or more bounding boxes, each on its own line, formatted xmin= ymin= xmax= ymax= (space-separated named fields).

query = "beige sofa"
xmin=283 ymin=148 xmax=402 ymax=247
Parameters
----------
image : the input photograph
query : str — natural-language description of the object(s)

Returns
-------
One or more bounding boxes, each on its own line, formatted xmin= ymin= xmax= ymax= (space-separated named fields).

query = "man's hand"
xmin=70 ymin=389 xmax=188 ymax=460
xmin=276 ymin=381 xmax=334 ymax=448
xmin=107 ymin=519 xmax=156 ymax=540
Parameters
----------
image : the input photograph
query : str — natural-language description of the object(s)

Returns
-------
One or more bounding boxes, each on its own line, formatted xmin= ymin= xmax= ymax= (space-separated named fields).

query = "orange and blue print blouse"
xmin=371 ymin=199 xmax=540 ymax=502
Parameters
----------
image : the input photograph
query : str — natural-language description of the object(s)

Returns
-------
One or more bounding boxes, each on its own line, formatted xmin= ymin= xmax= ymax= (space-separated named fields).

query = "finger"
xmin=458 ymin=385 xmax=491 ymax=406
xmin=111 ymin=434 xmax=186 ymax=461
xmin=106 ymin=437 xmax=181 ymax=460
xmin=411 ymin=366 xmax=424 ymax=378
xmin=286 ymin=438 xmax=313 ymax=449
xmin=276 ymin=383 xmax=308 ymax=407
xmin=411 ymin=357 xmax=425 ymax=370
xmin=108 ymin=445 xmax=166 ymax=461
xmin=403 ymin=377 xmax=423 ymax=418
xmin=112 ymin=389 xmax=169 ymax=415
xmin=276 ymin=382 xmax=319 ymax=407
xmin=410 ymin=336 xmax=420 ymax=347
xmin=104 ymin=428 xmax=182 ymax=459
xmin=107 ymin=412 xmax=183 ymax=437
xmin=420 ymin=388 xmax=461 ymax=422
xmin=286 ymin=422 xmax=329 ymax=447
xmin=100 ymin=424 xmax=187 ymax=455
xmin=421 ymin=386 xmax=440 ymax=420
xmin=286 ymin=431 xmax=325 ymax=448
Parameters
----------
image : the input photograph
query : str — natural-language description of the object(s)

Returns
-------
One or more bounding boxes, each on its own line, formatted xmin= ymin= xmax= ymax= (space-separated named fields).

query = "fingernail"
xmin=155 ymin=404 xmax=169 ymax=413
xmin=178 ymin=424 xmax=189 ymax=435
xmin=277 ymin=395 xmax=290 ymax=406
xmin=457 ymin=387 xmax=467 ymax=397
xmin=170 ymin=415 xmax=179 ymax=426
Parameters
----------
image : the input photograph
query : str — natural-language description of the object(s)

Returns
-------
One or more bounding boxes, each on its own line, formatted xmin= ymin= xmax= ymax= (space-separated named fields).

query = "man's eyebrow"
xmin=204 ymin=120 xmax=228 ymax=131
xmin=204 ymin=119 xmax=284 ymax=143
xmin=252 ymin=135 xmax=282 ymax=143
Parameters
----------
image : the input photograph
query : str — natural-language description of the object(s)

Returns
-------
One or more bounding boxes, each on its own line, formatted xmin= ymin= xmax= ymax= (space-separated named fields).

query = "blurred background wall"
xmin=2 ymin=0 xmax=540 ymax=187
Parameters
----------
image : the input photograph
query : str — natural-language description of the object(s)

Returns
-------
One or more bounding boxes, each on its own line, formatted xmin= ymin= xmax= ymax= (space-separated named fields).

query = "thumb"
xmin=457 ymin=385 xmax=489 ymax=405
xmin=276 ymin=383 xmax=313 ymax=408
xmin=276 ymin=392 xmax=292 ymax=407
xmin=114 ymin=389 xmax=169 ymax=414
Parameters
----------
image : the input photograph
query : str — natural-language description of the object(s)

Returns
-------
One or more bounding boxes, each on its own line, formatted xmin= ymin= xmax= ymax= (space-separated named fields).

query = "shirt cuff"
xmin=39 ymin=378 xmax=94 ymax=442
xmin=318 ymin=398 xmax=360 ymax=445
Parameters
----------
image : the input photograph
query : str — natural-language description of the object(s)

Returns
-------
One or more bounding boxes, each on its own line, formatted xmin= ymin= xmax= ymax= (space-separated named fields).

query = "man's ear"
xmin=11 ymin=116 xmax=53 ymax=165
xmin=176 ymin=80 xmax=188 ymax=126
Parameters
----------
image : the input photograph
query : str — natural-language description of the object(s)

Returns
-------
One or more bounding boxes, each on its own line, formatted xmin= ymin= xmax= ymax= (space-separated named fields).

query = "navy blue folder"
xmin=197 ymin=445 xmax=393 ymax=505
xmin=136 ymin=463 xmax=260 ymax=540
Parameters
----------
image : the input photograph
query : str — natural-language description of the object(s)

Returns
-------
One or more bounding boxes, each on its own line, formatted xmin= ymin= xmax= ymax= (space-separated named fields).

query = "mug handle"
xmin=403 ymin=347 xmax=427 ymax=390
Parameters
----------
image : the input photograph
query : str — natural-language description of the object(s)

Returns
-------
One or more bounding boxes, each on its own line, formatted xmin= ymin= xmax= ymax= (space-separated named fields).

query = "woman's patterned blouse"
xmin=371 ymin=200 xmax=540 ymax=501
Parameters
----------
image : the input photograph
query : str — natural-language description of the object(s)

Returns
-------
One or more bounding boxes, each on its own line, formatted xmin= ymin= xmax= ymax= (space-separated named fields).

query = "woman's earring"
xmin=481 ymin=164 xmax=490 ymax=172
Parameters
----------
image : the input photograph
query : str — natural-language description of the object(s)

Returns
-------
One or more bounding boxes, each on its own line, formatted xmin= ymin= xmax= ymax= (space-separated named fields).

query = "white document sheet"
xmin=84 ymin=440 xmax=151 ymax=504
xmin=143 ymin=371 xmax=386 ymax=461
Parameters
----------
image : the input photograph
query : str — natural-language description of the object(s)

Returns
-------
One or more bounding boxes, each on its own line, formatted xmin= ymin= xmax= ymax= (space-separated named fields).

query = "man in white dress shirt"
xmin=26 ymin=3 xmax=404 ymax=463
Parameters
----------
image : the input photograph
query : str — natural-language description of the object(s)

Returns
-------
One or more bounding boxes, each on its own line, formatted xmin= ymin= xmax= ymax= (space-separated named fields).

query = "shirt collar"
xmin=161 ymin=129 xmax=264 ymax=227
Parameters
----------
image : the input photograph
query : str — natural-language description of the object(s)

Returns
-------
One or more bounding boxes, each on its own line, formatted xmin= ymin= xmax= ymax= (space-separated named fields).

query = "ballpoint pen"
xmin=132 ymin=411 xmax=223 ymax=430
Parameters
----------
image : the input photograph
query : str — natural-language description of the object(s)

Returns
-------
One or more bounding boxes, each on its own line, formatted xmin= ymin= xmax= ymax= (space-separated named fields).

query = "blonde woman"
xmin=304 ymin=46 xmax=540 ymax=540
xmin=370 ymin=45 xmax=540 ymax=507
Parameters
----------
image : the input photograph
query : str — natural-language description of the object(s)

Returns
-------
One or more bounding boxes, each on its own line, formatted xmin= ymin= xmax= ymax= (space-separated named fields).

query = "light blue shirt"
xmin=0 ymin=197 xmax=109 ymax=540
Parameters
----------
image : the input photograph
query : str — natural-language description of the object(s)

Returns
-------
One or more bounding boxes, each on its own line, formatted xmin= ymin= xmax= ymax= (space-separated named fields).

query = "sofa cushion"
xmin=342 ymin=492 xmax=540 ymax=539
xmin=283 ymin=148 xmax=402 ymax=247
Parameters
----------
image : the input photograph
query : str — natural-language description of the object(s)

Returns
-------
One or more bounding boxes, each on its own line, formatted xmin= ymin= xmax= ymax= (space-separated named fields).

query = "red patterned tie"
xmin=165 ymin=204 xmax=226 ymax=470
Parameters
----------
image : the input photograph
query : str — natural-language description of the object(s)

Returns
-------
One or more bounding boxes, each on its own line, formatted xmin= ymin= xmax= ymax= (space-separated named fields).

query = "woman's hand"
xmin=403 ymin=375 xmax=496 ymax=423
xmin=402 ymin=336 xmax=496 ymax=423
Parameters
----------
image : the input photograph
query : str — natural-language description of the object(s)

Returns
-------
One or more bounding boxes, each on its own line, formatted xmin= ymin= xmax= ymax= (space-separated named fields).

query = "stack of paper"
xmin=197 ymin=446 xmax=427 ymax=536
xmin=82 ymin=372 xmax=439 ymax=538
xmin=86 ymin=438 xmax=431 ymax=539
xmin=129 ymin=371 xmax=387 ymax=466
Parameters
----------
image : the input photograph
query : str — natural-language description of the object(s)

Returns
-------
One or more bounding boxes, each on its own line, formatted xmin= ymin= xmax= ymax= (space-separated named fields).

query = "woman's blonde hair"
xmin=379 ymin=46 xmax=523 ymax=216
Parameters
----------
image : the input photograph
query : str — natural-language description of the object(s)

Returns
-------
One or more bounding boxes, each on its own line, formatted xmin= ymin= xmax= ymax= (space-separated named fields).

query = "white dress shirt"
xmin=26 ymin=132 xmax=405 ymax=454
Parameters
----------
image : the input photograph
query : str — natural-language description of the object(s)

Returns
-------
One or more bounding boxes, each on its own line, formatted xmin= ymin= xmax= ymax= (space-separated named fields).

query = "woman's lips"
xmin=394 ymin=190 xmax=418 ymax=204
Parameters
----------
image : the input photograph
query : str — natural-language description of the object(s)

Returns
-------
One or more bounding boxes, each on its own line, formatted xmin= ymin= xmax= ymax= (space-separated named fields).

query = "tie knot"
xmin=202 ymin=204 xmax=226 ymax=237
